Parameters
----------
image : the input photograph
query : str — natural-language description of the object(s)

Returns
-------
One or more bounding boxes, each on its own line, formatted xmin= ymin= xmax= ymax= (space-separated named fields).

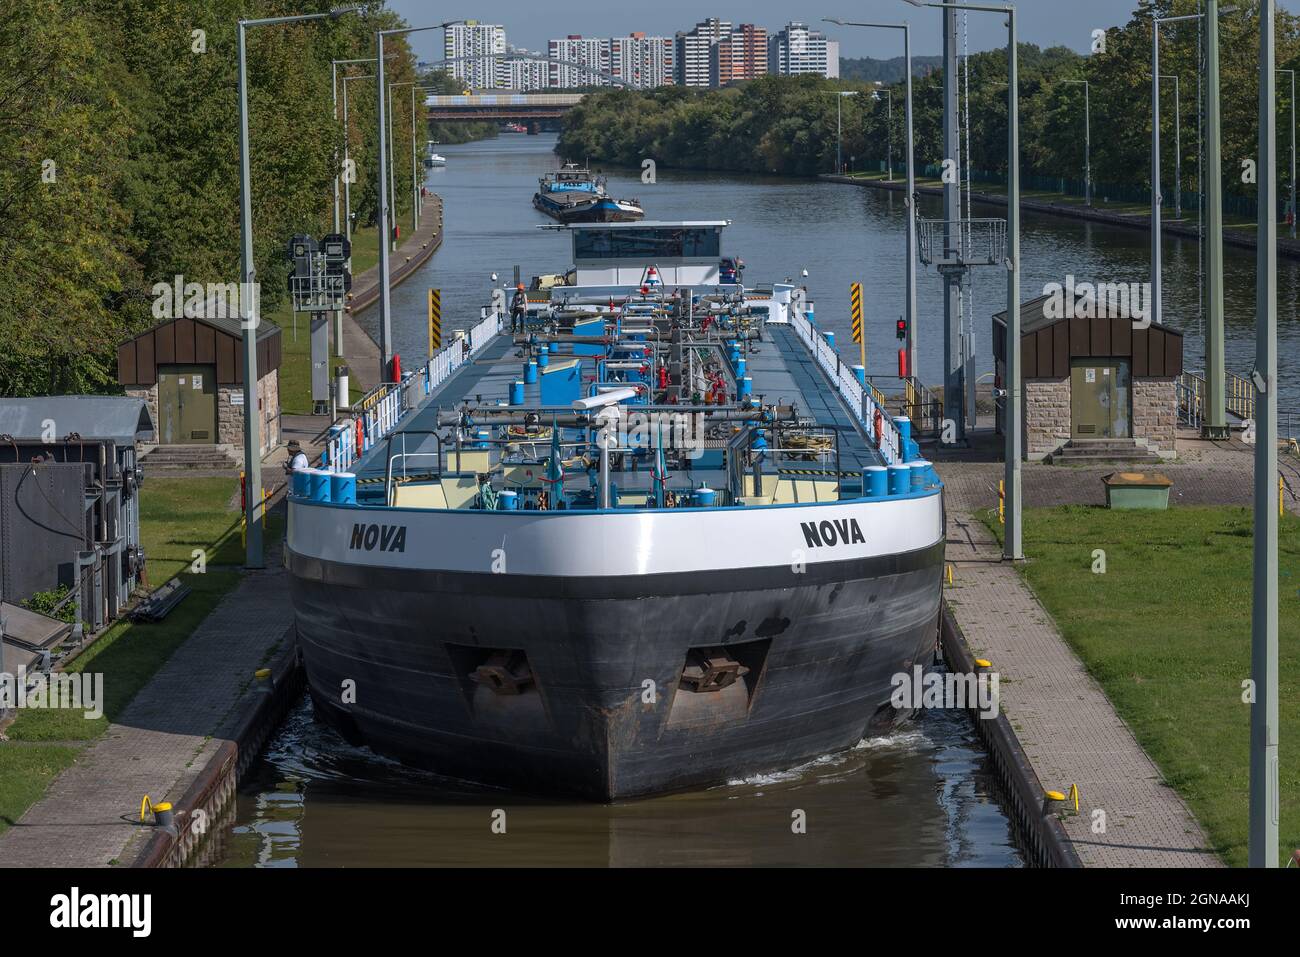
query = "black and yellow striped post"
xmin=850 ymin=282 xmax=865 ymax=372
xmin=428 ymin=288 xmax=442 ymax=356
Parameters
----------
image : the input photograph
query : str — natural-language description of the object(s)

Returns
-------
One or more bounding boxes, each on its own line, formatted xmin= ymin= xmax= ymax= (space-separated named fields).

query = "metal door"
xmin=156 ymin=364 xmax=217 ymax=444
xmin=1070 ymin=359 xmax=1130 ymax=438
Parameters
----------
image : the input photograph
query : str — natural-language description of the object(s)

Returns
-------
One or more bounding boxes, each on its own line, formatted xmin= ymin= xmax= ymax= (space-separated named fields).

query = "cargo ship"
xmin=288 ymin=221 xmax=944 ymax=800
xmin=533 ymin=161 xmax=644 ymax=223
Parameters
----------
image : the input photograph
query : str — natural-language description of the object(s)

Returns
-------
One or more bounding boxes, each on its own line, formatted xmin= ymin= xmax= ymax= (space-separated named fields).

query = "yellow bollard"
xmin=974 ymin=658 xmax=992 ymax=668
xmin=1068 ymin=783 xmax=1080 ymax=813
xmin=945 ymin=564 xmax=954 ymax=585
xmin=998 ymin=480 xmax=1005 ymax=525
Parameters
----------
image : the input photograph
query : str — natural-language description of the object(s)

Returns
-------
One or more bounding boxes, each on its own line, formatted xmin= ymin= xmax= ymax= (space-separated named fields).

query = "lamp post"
xmin=340 ymin=72 xmax=375 ymax=247
xmin=835 ymin=90 xmax=858 ymax=174
xmin=1160 ymin=74 xmax=1181 ymax=219
xmin=905 ymin=0 xmax=1019 ymax=560
xmin=332 ymin=57 xmax=382 ymax=359
xmin=375 ymin=19 xmax=465 ymax=383
xmin=825 ymin=17 xmax=917 ymax=377
xmin=872 ymin=87 xmax=894 ymax=180
xmin=1062 ymin=79 xmax=1090 ymax=207
xmin=388 ymin=81 xmax=417 ymax=251
xmin=1250 ymin=0 xmax=1279 ymax=870
xmin=236 ymin=6 xmax=360 ymax=569
xmin=1278 ymin=68 xmax=1296 ymax=239
xmin=1151 ymin=15 xmax=1197 ymax=331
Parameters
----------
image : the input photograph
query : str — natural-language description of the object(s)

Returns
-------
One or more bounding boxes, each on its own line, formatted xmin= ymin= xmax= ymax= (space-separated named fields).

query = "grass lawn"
xmin=0 ymin=477 xmax=281 ymax=835
xmin=982 ymin=504 xmax=1300 ymax=866
xmin=274 ymin=212 xmax=414 ymax=415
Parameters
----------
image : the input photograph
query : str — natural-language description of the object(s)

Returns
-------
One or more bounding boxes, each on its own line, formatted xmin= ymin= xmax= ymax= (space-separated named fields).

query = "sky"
xmin=390 ymin=0 xmax=1300 ymax=62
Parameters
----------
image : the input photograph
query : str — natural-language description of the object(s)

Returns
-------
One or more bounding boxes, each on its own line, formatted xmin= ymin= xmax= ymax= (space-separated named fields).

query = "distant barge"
xmin=287 ymin=221 xmax=943 ymax=800
xmin=533 ymin=161 xmax=644 ymax=223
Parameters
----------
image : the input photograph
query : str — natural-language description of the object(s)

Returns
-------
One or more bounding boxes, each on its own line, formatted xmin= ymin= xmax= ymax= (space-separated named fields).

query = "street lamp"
xmin=1278 ymin=68 xmax=1296 ymax=239
xmin=340 ymin=72 xmax=375 ymax=246
xmin=388 ymin=81 xmax=417 ymax=251
xmin=236 ymin=5 xmax=361 ymax=568
xmin=824 ymin=17 xmax=918 ymax=378
xmin=1062 ymin=79 xmax=1090 ymax=207
xmin=872 ymin=87 xmax=894 ymax=180
xmin=1159 ymin=74 xmax=1182 ymax=219
xmin=375 ymin=19 xmax=465 ymax=383
xmin=904 ymin=0 xmax=1020 ymax=561
xmin=835 ymin=90 xmax=858 ymax=175
xmin=1151 ymin=12 xmax=1199 ymax=333
xmin=1250 ymin=0 xmax=1280 ymax=871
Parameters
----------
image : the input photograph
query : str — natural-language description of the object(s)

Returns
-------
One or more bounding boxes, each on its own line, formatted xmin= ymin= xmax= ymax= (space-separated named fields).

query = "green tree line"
xmin=0 ymin=0 xmax=424 ymax=396
xmin=560 ymin=1 xmax=1299 ymax=202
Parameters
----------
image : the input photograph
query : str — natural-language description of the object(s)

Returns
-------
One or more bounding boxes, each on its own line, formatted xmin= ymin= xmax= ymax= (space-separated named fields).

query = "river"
xmin=357 ymin=132 xmax=1300 ymax=407
xmin=216 ymin=130 xmax=1292 ymax=868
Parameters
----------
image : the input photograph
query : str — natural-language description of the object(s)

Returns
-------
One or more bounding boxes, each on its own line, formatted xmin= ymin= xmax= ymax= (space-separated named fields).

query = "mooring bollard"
xmin=140 ymin=795 xmax=177 ymax=835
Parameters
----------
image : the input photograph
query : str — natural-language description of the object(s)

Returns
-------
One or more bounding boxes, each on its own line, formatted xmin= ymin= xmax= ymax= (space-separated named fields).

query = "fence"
xmin=323 ymin=310 xmax=503 ymax=473
xmin=787 ymin=305 xmax=902 ymax=465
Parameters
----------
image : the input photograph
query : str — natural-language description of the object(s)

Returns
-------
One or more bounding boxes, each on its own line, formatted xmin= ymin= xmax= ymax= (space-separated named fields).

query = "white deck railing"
xmin=788 ymin=306 xmax=902 ymax=465
xmin=323 ymin=310 xmax=503 ymax=473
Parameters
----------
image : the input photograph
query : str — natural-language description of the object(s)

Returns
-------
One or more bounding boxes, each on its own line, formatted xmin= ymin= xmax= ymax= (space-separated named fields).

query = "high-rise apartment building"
xmin=443 ymin=22 xmax=508 ymax=90
xmin=710 ymin=23 xmax=767 ymax=86
xmin=505 ymin=49 xmax=550 ymax=91
xmin=548 ymin=35 xmax=612 ymax=88
xmin=609 ymin=33 xmax=675 ymax=89
xmin=674 ymin=18 xmax=731 ymax=87
xmin=767 ymin=22 xmax=838 ymax=78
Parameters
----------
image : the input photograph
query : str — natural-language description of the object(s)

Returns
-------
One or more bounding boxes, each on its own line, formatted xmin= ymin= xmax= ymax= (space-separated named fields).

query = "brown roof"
xmin=117 ymin=314 xmax=282 ymax=388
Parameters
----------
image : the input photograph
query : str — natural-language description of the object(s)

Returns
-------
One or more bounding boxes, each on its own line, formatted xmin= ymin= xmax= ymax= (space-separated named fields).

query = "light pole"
xmin=1151 ymin=13 xmax=1198 ymax=332
xmin=835 ymin=90 xmax=858 ymax=174
xmin=341 ymin=71 xmax=379 ymax=247
xmin=825 ymin=17 xmax=918 ymax=377
xmin=376 ymin=19 xmax=464 ymax=383
xmin=872 ymin=87 xmax=894 ymax=180
xmin=1062 ymin=78 xmax=1090 ymax=207
xmin=1160 ymin=74 xmax=1181 ymax=219
xmin=1250 ymin=0 xmax=1279 ymax=870
xmin=388 ymin=81 xmax=417 ymax=251
xmin=906 ymin=0 xmax=1019 ymax=560
xmin=236 ymin=6 xmax=360 ymax=569
xmin=1279 ymin=68 xmax=1296 ymax=239
xmin=332 ymin=57 xmax=382 ymax=359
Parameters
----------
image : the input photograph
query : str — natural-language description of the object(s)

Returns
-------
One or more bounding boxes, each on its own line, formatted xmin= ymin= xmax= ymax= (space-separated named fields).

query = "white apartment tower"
xmin=444 ymin=22 xmax=508 ymax=90
xmin=674 ymin=18 xmax=731 ymax=87
xmin=768 ymin=22 xmax=838 ymax=78
xmin=548 ymin=35 xmax=611 ymax=88
xmin=609 ymin=33 xmax=674 ymax=89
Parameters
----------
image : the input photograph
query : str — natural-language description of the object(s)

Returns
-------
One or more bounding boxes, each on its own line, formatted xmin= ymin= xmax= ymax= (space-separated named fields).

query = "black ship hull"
xmin=287 ymin=541 xmax=944 ymax=801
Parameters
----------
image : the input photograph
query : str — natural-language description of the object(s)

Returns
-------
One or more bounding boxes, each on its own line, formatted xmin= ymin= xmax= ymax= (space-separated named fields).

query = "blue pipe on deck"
xmin=509 ymin=380 xmax=525 ymax=405
xmin=329 ymin=471 xmax=357 ymax=505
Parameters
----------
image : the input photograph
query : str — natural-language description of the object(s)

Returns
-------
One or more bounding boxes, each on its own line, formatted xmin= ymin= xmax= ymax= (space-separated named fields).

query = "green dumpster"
xmin=1102 ymin=472 xmax=1173 ymax=510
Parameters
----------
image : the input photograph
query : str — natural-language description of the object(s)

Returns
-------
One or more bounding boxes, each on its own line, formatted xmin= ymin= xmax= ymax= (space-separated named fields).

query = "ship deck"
xmin=352 ymin=321 xmax=884 ymax=492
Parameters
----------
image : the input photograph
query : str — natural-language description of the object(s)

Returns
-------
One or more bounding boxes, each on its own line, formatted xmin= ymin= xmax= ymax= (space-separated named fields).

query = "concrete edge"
xmin=821 ymin=174 xmax=1300 ymax=259
xmin=130 ymin=630 xmax=305 ymax=868
xmin=938 ymin=598 xmax=1083 ymax=869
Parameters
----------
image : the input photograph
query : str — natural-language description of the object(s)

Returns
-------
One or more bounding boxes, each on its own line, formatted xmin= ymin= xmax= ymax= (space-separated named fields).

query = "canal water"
xmin=358 ymin=132 xmax=1300 ymax=406
xmin=217 ymin=132 xmax=1292 ymax=867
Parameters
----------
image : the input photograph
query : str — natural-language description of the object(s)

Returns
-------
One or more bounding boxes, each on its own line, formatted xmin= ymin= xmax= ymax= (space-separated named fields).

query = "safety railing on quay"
xmin=788 ymin=305 xmax=902 ymax=465
xmin=323 ymin=310 xmax=503 ymax=474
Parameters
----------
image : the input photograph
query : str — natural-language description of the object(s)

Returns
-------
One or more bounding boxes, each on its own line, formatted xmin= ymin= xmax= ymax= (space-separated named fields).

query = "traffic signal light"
xmin=896 ymin=317 xmax=907 ymax=340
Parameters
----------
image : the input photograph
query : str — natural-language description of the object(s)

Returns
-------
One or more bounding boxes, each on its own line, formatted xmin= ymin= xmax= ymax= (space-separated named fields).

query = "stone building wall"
xmin=1024 ymin=377 xmax=1071 ymax=459
xmin=1131 ymin=377 xmax=1176 ymax=453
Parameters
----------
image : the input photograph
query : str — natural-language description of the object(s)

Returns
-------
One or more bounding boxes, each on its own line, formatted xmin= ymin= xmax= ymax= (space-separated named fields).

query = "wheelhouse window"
xmin=573 ymin=227 xmax=721 ymax=260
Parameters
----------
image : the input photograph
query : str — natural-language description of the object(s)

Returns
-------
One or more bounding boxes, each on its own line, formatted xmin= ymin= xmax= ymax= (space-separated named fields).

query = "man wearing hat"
xmin=285 ymin=439 xmax=309 ymax=474
xmin=510 ymin=282 xmax=527 ymax=334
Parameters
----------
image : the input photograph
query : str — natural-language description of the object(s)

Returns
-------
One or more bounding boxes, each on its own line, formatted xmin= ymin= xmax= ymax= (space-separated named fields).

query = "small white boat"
xmin=424 ymin=141 xmax=446 ymax=168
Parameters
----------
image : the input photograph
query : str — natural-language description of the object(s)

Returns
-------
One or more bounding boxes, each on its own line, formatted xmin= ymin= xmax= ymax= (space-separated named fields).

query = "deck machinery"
xmin=287 ymin=222 xmax=946 ymax=800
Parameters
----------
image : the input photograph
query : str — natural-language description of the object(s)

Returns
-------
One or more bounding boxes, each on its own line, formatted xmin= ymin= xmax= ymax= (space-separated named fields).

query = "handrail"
xmin=787 ymin=305 xmax=902 ymax=465
xmin=322 ymin=309 xmax=503 ymax=474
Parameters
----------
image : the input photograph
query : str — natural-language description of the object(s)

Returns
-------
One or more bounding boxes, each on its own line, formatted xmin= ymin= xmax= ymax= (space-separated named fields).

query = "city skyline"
xmin=391 ymin=0 xmax=1300 ymax=62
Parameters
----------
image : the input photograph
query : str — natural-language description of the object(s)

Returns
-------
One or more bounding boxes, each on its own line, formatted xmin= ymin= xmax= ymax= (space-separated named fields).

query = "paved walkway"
xmin=343 ymin=194 xmax=444 ymax=393
xmin=943 ymin=509 xmax=1222 ymax=867
xmin=0 ymin=545 xmax=293 ymax=867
